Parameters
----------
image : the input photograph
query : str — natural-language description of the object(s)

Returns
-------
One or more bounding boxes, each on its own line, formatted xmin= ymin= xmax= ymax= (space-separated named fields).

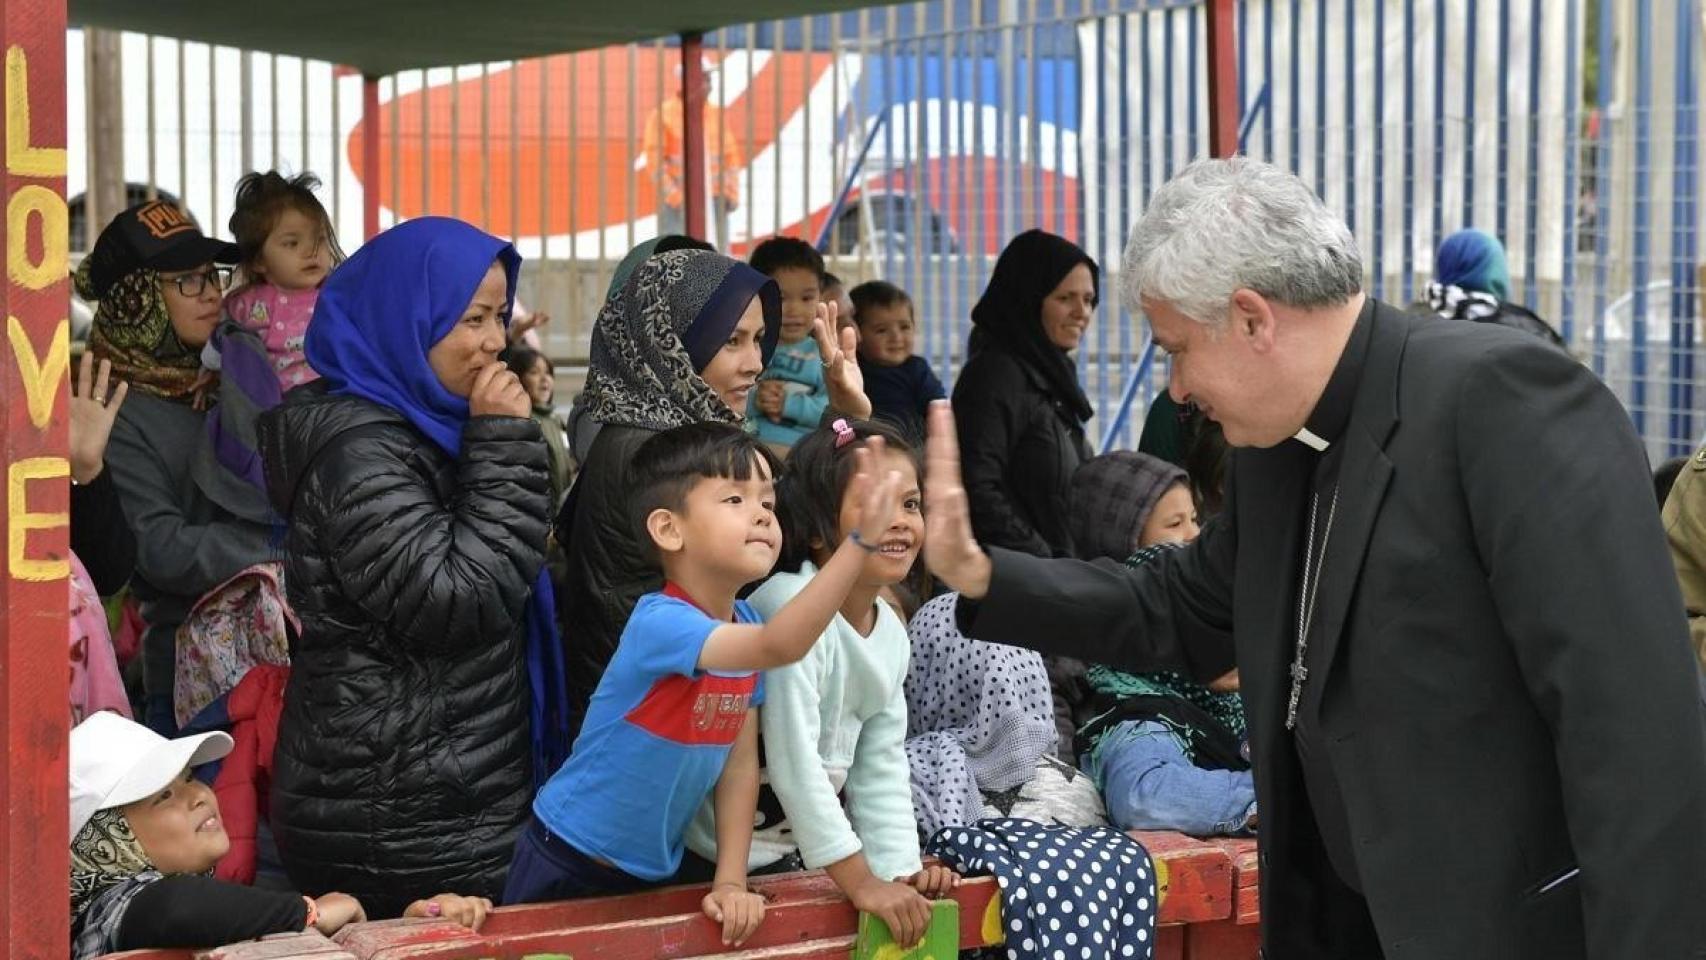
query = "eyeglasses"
xmin=163 ymin=267 xmax=231 ymax=298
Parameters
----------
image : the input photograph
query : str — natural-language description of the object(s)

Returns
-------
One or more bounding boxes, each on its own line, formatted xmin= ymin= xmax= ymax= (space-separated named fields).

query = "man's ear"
xmin=1229 ymin=288 xmax=1278 ymax=354
xmin=646 ymin=508 xmax=686 ymax=555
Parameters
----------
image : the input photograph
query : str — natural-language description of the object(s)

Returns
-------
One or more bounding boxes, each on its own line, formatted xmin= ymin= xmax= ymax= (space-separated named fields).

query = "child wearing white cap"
xmin=69 ymin=712 xmax=489 ymax=960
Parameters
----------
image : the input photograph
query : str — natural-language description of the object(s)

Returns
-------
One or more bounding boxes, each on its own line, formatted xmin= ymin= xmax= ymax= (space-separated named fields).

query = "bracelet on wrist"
xmin=847 ymin=530 xmax=882 ymax=553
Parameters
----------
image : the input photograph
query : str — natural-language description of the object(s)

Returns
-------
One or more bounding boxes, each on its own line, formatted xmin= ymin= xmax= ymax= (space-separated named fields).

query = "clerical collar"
xmin=1295 ymin=299 xmax=1375 ymax=452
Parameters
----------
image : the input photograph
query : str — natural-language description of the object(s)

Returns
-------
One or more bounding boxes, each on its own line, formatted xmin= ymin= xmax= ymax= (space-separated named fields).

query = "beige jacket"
xmin=1663 ymin=444 xmax=1706 ymax=671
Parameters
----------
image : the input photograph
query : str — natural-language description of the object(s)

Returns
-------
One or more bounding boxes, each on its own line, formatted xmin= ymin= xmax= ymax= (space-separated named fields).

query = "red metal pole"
xmin=362 ymin=75 xmax=381 ymax=239
xmin=681 ymin=32 xmax=706 ymax=241
xmin=1205 ymin=0 xmax=1239 ymax=158
xmin=0 ymin=0 xmax=72 ymax=955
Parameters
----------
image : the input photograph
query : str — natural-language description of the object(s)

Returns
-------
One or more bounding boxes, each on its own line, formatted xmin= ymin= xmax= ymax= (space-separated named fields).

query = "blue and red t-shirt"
xmin=533 ymin=585 xmax=764 ymax=880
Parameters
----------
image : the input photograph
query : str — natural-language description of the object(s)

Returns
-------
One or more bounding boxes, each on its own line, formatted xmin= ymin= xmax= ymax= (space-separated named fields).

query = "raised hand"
xmin=69 ymin=352 xmax=129 ymax=484
xmin=813 ymin=302 xmax=871 ymax=419
xmin=846 ymin=436 xmax=904 ymax=547
xmin=923 ymin=401 xmax=992 ymax=598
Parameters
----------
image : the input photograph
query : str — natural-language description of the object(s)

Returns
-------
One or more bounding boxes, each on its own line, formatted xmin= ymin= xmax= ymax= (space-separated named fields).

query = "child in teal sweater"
xmin=747 ymin=238 xmax=830 ymax=450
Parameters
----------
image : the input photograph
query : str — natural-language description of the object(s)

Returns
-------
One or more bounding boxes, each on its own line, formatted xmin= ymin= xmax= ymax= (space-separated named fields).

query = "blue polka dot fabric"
xmin=925 ymin=817 xmax=1159 ymax=960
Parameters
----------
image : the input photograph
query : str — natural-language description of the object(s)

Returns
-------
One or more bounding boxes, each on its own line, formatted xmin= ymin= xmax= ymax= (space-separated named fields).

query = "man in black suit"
xmin=923 ymin=158 xmax=1706 ymax=959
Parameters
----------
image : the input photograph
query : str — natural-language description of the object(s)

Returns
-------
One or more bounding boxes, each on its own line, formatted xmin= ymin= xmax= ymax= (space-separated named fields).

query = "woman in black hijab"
xmin=952 ymin=229 xmax=1098 ymax=557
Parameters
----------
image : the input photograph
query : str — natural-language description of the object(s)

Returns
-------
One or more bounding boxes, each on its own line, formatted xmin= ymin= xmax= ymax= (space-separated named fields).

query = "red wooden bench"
xmin=98 ymin=832 xmax=1262 ymax=960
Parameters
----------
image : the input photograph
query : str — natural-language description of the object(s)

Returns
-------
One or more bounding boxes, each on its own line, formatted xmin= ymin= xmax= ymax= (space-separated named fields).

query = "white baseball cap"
xmin=69 ymin=712 xmax=233 ymax=843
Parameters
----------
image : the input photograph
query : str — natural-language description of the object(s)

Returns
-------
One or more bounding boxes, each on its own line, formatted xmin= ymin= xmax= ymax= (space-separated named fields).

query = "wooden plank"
xmin=1184 ymin=917 xmax=1262 ymax=960
xmin=1207 ymin=838 xmax=1260 ymax=926
xmin=0 ymin=0 xmax=72 ymax=956
xmin=1154 ymin=924 xmax=1187 ymax=960
xmin=1128 ymin=832 xmax=1235 ymax=925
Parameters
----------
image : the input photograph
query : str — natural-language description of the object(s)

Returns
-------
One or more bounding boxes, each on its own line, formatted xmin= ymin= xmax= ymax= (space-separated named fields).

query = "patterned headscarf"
xmin=78 ymin=259 xmax=211 ymax=405
xmin=903 ymin=593 xmax=1060 ymax=837
xmin=70 ymin=808 xmax=157 ymax=931
xmin=1434 ymin=228 xmax=1511 ymax=301
xmin=580 ymin=249 xmax=780 ymax=431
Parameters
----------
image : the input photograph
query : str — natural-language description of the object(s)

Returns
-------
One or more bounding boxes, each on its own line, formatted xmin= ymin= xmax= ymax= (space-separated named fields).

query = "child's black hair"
xmin=502 ymin=345 xmax=551 ymax=380
xmin=849 ymin=280 xmax=913 ymax=326
xmin=655 ymin=234 xmax=717 ymax=255
xmin=821 ymin=271 xmax=844 ymax=291
xmin=749 ymin=236 xmax=825 ymax=282
xmin=228 ymin=170 xmax=344 ymax=286
xmin=775 ymin=418 xmax=920 ymax=572
xmin=630 ymin=422 xmax=782 ymax=562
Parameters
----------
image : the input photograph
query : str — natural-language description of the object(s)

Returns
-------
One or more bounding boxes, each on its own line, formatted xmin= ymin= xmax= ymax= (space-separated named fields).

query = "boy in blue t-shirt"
xmin=748 ymin=237 xmax=830 ymax=450
xmin=506 ymin=421 xmax=906 ymax=948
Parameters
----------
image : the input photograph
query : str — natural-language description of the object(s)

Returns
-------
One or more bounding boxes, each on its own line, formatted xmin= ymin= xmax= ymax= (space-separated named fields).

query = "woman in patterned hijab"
xmin=555 ymin=249 xmax=782 ymax=738
xmin=76 ymin=204 xmax=278 ymax=733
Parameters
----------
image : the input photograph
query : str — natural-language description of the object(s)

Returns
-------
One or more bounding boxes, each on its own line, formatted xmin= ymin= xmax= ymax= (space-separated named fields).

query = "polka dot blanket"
xmin=925 ymin=817 xmax=1159 ymax=960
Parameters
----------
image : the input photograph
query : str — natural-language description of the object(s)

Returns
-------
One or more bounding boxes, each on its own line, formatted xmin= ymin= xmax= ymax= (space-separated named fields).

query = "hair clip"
xmin=831 ymin=418 xmax=857 ymax=449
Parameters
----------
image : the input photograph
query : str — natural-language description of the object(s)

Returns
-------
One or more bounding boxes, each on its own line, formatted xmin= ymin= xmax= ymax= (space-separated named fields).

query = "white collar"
xmin=1293 ymin=427 xmax=1330 ymax=452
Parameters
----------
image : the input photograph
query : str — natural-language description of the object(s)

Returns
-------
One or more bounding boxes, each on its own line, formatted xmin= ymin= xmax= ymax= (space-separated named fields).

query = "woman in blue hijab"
xmin=258 ymin=217 xmax=562 ymax=916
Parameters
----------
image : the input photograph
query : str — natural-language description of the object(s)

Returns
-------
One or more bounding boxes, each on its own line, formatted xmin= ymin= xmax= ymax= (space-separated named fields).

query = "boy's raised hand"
xmin=702 ymin=884 xmax=767 ymax=947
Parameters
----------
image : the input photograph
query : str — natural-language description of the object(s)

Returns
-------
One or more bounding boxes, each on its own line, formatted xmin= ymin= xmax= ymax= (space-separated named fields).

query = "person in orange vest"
xmin=644 ymin=63 xmax=743 ymax=245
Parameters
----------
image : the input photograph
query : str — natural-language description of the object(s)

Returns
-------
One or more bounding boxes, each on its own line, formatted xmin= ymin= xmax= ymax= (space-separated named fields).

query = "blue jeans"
xmin=502 ymin=816 xmax=652 ymax=905
xmin=1093 ymin=720 xmax=1257 ymax=836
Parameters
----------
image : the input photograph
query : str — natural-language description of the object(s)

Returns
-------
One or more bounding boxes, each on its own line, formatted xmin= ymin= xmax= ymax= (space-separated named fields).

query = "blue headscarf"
xmin=305 ymin=216 xmax=570 ymax=786
xmin=1434 ymin=229 xmax=1511 ymax=302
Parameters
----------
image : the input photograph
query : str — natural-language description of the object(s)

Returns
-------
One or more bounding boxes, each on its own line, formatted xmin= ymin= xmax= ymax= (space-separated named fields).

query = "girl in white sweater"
xmin=687 ymin=418 xmax=957 ymax=948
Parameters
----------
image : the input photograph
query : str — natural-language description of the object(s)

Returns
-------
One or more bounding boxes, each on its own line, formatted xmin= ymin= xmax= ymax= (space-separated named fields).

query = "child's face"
xmin=120 ymin=766 xmax=229 ymax=874
xmin=1137 ymin=482 xmax=1201 ymax=548
xmin=670 ymin=459 xmax=782 ymax=584
xmin=771 ymin=267 xmax=821 ymax=344
xmin=522 ymin=356 xmax=554 ymax=408
xmin=856 ymin=302 xmax=916 ymax=367
xmin=834 ymin=449 xmax=924 ymax=585
xmin=254 ymin=206 xmax=333 ymax=291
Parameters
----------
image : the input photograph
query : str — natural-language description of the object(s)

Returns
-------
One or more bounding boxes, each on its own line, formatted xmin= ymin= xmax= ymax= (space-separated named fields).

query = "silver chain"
xmin=1286 ymin=485 xmax=1340 ymax=730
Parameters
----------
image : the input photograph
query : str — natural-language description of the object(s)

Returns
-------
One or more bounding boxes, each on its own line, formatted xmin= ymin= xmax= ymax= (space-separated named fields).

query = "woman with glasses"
xmin=79 ymin=202 xmax=282 ymax=733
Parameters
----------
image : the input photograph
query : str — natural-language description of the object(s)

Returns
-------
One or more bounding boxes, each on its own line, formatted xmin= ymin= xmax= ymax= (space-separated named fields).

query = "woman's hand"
xmin=469 ymin=362 xmax=531 ymax=418
xmin=923 ymin=401 xmax=993 ymax=598
xmin=69 ymin=352 xmax=129 ymax=484
xmin=907 ymin=864 xmax=961 ymax=899
xmin=813 ymin=302 xmax=871 ymax=419
xmin=311 ymin=892 xmax=367 ymax=935
xmin=701 ymin=883 xmax=766 ymax=947
xmin=405 ymin=893 xmax=494 ymax=931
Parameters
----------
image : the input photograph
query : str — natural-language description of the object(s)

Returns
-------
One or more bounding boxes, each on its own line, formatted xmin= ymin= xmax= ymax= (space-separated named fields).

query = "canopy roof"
xmin=68 ymin=1 xmax=905 ymax=75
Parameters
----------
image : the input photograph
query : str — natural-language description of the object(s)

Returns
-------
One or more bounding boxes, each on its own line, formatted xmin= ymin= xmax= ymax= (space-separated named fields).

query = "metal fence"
xmin=66 ymin=0 xmax=1706 ymax=459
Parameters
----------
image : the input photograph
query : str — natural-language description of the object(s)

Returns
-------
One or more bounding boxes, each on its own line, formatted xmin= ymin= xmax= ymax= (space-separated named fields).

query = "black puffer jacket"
xmin=554 ymin=422 xmax=658 ymax=739
xmin=258 ymin=386 xmax=549 ymax=916
xmin=951 ymin=343 xmax=1092 ymax=558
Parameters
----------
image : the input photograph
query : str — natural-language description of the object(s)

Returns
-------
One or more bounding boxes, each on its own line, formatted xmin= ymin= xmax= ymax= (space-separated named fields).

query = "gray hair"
xmin=1121 ymin=157 xmax=1363 ymax=326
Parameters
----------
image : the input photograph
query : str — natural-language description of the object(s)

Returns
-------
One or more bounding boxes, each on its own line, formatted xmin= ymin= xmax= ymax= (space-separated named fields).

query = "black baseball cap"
xmin=82 ymin=200 xmax=240 ymax=299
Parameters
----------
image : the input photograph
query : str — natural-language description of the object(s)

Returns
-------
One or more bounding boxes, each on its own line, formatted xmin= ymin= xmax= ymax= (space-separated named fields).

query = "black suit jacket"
xmin=963 ymin=301 xmax=1706 ymax=960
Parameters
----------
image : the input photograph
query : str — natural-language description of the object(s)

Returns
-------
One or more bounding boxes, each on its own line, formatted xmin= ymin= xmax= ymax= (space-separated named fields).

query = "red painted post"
xmin=1205 ymin=0 xmax=1239 ymax=157
xmin=680 ymin=32 xmax=707 ymax=241
xmin=362 ymin=75 xmax=381 ymax=239
xmin=0 ymin=0 xmax=71 ymax=956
